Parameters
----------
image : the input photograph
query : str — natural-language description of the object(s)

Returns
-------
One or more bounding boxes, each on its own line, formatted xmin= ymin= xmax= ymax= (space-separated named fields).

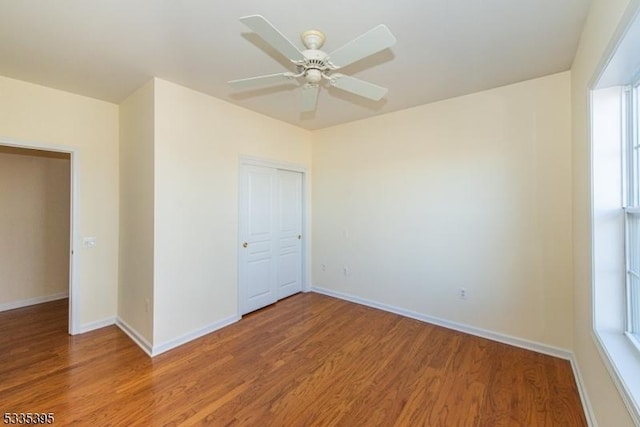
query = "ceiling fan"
xmin=228 ymin=15 xmax=397 ymax=112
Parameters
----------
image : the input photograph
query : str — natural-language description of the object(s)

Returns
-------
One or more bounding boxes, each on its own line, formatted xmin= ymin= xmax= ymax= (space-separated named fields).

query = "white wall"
xmin=571 ymin=0 xmax=638 ymax=425
xmin=118 ymin=80 xmax=155 ymax=343
xmin=152 ymin=79 xmax=312 ymax=347
xmin=0 ymin=147 xmax=70 ymax=307
xmin=0 ymin=75 xmax=119 ymax=329
xmin=312 ymin=72 xmax=573 ymax=349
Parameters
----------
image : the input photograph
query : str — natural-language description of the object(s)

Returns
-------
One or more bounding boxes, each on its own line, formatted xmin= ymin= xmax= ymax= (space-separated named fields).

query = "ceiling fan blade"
xmin=301 ymin=84 xmax=319 ymax=112
xmin=239 ymin=15 xmax=304 ymax=62
xmin=327 ymin=25 xmax=396 ymax=69
xmin=228 ymin=72 xmax=297 ymax=90
xmin=329 ymin=74 xmax=388 ymax=101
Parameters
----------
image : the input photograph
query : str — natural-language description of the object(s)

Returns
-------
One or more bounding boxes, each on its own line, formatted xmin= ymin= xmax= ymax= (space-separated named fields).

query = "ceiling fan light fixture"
xmin=301 ymin=30 xmax=325 ymax=49
xmin=305 ymin=68 xmax=322 ymax=84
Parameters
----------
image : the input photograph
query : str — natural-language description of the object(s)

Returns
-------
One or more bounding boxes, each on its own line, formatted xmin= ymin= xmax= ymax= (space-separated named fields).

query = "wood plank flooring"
xmin=0 ymin=293 xmax=587 ymax=426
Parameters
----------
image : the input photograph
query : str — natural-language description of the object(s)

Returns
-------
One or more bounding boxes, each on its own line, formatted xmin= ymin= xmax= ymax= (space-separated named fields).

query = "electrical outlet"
xmin=459 ymin=288 xmax=467 ymax=300
xmin=321 ymin=264 xmax=326 ymax=272
xmin=343 ymin=266 xmax=349 ymax=276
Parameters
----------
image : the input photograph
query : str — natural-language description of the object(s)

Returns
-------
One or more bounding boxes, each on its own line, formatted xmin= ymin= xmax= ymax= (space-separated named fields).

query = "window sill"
xmin=593 ymin=329 xmax=640 ymax=424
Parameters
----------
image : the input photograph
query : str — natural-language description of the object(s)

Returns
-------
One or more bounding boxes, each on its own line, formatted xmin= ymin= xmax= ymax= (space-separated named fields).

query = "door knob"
xmin=243 ymin=242 xmax=248 ymax=248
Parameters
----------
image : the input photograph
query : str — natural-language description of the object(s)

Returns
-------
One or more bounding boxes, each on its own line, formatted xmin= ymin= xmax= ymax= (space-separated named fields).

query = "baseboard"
xmin=117 ymin=315 xmax=241 ymax=357
xmin=116 ymin=317 xmax=153 ymax=357
xmin=0 ymin=292 xmax=69 ymax=312
xmin=151 ymin=314 xmax=240 ymax=357
xmin=569 ymin=355 xmax=598 ymax=427
xmin=78 ymin=316 xmax=116 ymax=333
xmin=311 ymin=286 xmax=573 ymax=360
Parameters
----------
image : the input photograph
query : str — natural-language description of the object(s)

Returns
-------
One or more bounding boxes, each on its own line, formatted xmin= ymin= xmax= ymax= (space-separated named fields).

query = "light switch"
xmin=83 ymin=237 xmax=97 ymax=248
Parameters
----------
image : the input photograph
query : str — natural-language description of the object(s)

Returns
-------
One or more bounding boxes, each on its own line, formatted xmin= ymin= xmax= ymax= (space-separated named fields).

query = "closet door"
xmin=276 ymin=170 xmax=303 ymax=299
xmin=239 ymin=165 xmax=303 ymax=315
xmin=239 ymin=165 xmax=278 ymax=315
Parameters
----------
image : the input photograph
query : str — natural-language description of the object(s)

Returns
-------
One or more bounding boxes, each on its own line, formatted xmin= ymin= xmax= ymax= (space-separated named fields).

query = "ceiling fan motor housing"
xmin=302 ymin=49 xmax=330 ymax=83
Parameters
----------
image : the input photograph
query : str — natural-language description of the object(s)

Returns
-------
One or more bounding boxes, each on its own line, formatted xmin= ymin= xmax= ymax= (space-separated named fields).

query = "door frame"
xmin=238 ymin=156 xmax=311 ymax=315
xmin=0 ymin=136 xmax=79 ymax=335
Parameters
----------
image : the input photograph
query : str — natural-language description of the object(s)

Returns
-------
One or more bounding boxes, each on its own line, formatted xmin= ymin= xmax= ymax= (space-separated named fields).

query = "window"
xmin=626 ymin=82 xmax=640 ymax=348
xmin=589 ymin=8 xmax=640 ymax=422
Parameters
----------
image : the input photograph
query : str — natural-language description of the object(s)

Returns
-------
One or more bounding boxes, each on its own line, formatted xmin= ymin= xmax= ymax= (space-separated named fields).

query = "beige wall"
xmin=313 ymin=72 xmax=573 ymax=349
xmin=0 ymin=75 xmax=119 ymax=329
xmin=0 ymin=147 xmax=70 ymax=306
xmin=118 ymin=80 xmax=155 ymax=343
xmin=152 ymin=79 xmax=312 ymax=346
xmin=571 ymin=0 xmax=637 ymax=425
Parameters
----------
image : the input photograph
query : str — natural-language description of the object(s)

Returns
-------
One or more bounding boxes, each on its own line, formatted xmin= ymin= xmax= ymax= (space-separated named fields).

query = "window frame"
xmin=590 ymin=85 xmax=640 ymax=426
xmin=624 ymin=80 xmax=640 ymax=348
xmin=588 ymin=4 xmax=640 ymax=424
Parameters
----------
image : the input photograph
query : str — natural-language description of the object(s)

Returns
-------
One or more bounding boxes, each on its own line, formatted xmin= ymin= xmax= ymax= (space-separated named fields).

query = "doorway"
xmin=238 ymin=158 xmax=308 ymax=315
xmin=0 ymin=139 xmax=77 ymax=334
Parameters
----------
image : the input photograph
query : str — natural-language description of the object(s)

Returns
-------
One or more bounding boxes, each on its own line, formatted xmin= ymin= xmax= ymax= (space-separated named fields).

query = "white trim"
xmin=626 ymin=331 xmax=640 ymax=353
xmin=239 ymin=155 xmax=308 ymax=173
xmin=78 ymin=316 xmax=116 ymax=334
xmin=589 ymin=1 xmax=640 ymax=90
xmin=69 ymin=149 xmax=80 ymax=335
xmin=569 ymin=355 xmax=599 ymax=427
xmin=116 ymin=317 xmax=153 ymax=357
xmin=0 ymin=136 xmax=80 ymax=334
xmin=311 ymin=286 xmax=572 ymax=360
xmin=0 ymin=292 xmax=69 ymax=313
xmin=591 ymin=331 xmax=640 ymax=425
xmin=150 ymin=314 xmax=240 ymax=357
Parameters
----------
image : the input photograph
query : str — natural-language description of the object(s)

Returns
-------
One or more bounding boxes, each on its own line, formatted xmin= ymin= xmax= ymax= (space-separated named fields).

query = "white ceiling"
xmin=0 ymin=0 xmax=591 ymax=130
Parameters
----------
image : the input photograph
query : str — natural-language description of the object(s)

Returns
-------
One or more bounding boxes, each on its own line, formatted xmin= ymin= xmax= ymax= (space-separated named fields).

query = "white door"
xmin=239 ymin=165 xmax=303 ymax=315
xmin=239 ymin=165 xmax=278 ymax=315
xmin=276 ymin=170 xmax=303 ymax=299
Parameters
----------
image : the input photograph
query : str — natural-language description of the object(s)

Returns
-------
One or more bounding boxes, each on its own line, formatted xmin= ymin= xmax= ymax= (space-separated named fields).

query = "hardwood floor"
xmin=0 ymin=293 xmax=586 ymax=426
